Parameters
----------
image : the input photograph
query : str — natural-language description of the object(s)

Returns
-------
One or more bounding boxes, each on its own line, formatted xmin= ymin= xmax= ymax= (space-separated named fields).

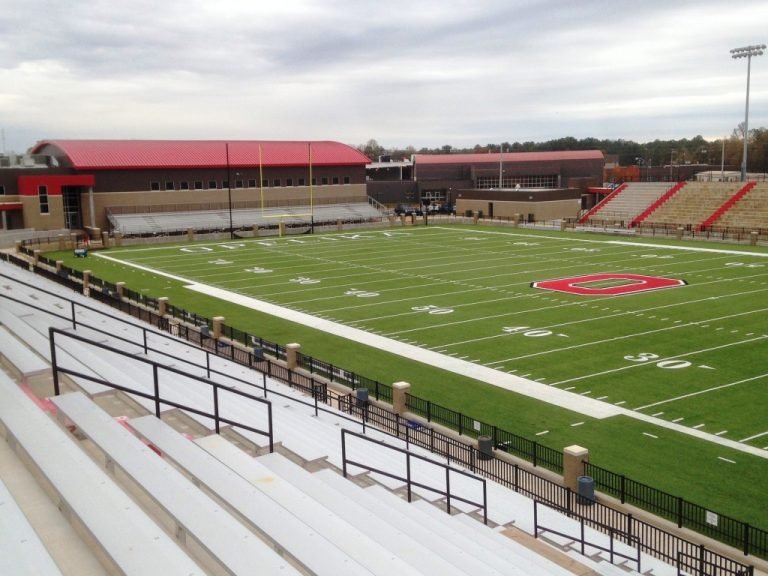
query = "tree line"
xmin=359 ymin=126 xmax=768 ymax=173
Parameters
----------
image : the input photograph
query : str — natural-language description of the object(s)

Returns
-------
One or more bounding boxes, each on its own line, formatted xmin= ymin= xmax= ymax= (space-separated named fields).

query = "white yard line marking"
xmin=536 ymin=430 xmax=550 ymax=436
xmin=739 ymin=430 xmax=768 ymax=443
xmin=635 ymin=372 xmax=768 ymax=411
xmin=716 ymin=431 xmax=728 ymax=436
xmin=717 ymin=457 xmax=736 ymax=464
xmin=571 ymin=422 xmax=585 ymax=427
xmin=652 ymin=411 xmax=664 ymax=417
xmin=693 ymin=424 xmax=705 ymax=429
xmin=672 ymin=417 xmax=685 ymax=423
xmin=643 ymin=433 xmax=658 ymax=439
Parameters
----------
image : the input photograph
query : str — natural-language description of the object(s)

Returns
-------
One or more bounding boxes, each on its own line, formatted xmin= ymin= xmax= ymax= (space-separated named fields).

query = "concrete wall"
xmin=456 ymin=198 xmax=580 ymax=221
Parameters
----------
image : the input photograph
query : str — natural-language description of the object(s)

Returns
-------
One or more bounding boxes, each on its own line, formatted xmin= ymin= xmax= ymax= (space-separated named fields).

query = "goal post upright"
xmin=308 ymin=141 xmax=314 ymax=234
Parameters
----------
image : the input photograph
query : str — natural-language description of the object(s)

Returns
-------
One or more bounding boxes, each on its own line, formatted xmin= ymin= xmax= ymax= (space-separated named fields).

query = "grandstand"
xmin=2 ymin=253 xmax=757 ymax=575
xmin=579 ymin=181 xmax=768 ymax=240
xmin=107 ymin=200 xmax=387 ymax=236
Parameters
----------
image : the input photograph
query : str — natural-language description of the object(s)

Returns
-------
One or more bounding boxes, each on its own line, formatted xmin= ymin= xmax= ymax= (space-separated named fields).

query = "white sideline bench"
xmin=50 ymin=392 xmax=298 ymax=576
xmin=0 ymin=478 xmax=63 ymax=576
xmin=259 ymin=453 xmax=505 ymax=576
xmin=0 ymin=325 xmax=50 ymax=385
xmin=129 ymin=414 xmax=410 ymax=576
xmin=0 ymin=375 xmax=205 ymax=576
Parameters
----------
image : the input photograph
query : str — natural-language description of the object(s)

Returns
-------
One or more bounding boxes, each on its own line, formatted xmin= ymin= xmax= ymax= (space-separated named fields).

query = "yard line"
xmin=693 ymin=424 xmax=706 ymax=429
xmin=634 ymin=372 xmax=768 ymax=411
xmin=536 ymin=430 xmax=550 ymax=436
xmin=643 ymin=433 xmax=659 ymax=439
xmin=571 ymin=422 xmax=585 ymax=427
xmin=739 ymin=430 xmax=768 ymax=443
xmin=672 ymin=417 xmax=685 ymax=423
xmin=717 ymin=457 xmax=737 ymax=464
xmin=716 ymin=431 xmax=728 ymax=436
xmin=548 ymin=333 xmax=768 ymax=388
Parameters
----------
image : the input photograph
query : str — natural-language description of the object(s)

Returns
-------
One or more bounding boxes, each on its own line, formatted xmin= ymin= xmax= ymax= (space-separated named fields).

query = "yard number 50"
xmin=623 ymin=352 xmax=691 ymax=369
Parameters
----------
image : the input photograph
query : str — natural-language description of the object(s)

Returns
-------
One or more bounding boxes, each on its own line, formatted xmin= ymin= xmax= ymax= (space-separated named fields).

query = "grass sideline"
xmin=49 ymin=224 xmax=768 ymax=527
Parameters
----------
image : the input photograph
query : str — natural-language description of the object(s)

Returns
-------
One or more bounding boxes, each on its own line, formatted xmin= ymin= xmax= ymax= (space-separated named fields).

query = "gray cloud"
xmin=1 ymin=0 xmax=766 ymax=152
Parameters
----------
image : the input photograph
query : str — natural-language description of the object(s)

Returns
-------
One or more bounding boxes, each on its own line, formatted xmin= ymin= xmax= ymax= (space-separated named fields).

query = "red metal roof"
xmin=31 ymin=140 xmax=371 ymax=170
xmin=413 ymin=150 xmax=604 ymax=165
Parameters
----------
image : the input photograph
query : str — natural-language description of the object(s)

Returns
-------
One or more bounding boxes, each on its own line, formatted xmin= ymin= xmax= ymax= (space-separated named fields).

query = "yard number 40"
xmin=623 ymin=352 xmax=691 ymax=369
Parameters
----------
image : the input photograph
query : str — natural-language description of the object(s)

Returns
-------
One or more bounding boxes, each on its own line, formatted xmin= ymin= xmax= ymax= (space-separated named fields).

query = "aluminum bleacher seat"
xmin=0 ymin=478 xmax=63 ymax=576
xmin=130 ymin=415 xmax=416 ymax=576
xmin=0 ymin=374 xmax=206 ymax=576
xmin=51 ymin=392 xmax=299 ymax=576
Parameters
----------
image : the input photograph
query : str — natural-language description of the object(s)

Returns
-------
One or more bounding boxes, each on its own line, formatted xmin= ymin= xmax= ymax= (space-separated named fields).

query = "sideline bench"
xmin=0 ymin=375 xmax=204 ymax=576
xmin=0 ymin=478 xmax=63 ymax=576
xmin=130 ymin=414 xmax=407 ymax=576
xmin=51 ymin=392 xmax=298 ymax=576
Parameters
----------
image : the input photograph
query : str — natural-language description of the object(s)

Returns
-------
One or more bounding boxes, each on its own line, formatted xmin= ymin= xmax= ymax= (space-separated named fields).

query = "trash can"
xmin=200 ymin=324 xmax=209 ymax=338
xmin=355 ymin=388 xmax=369 ymax=407
xmin=478 ymin=435 xmax=493 ymax=460
xmin=577 ymin=475 xmax=595 ymax=505
xmin=252 ymin=346 xmax=265 ymax=362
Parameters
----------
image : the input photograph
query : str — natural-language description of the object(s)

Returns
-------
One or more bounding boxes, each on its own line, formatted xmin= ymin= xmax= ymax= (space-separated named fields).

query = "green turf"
xmin=48 ymin=224 xmax=768 ymax=527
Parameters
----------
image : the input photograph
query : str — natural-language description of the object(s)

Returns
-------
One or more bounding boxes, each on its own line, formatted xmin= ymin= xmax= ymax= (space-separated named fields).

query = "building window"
xmin=194 ymin=181 xmax=203 ymax=190
xmin=332 ymin=176 xmax=339 ymax=185
xmin=262 ymin=179 xmax=269 ymax=188
xmin=298 ymin=178 xmax=305 ymax=186
xmin=312 ymin=177 xmax=317 ymax=186
xmin=286 ymin=178 xmax=293 ymax=186
xmin=0 ymin=185 xmax=5 ymax=195
xmin=248 ymin=179 xmax=256 ymax=188
xmin=321 ymin=176 xmax=329 ymax=185
xmin=209 ymin=180 xmax=218 ymax=189
xmin=165 ymin=181 xmax=174 ymax=190
xmin=180 ymin=181 xmax=189 ymax=190
xmin=343 ymin=176 xmax=350 ymax=185
xmin=150 ymin=181 xmax=160 ymax=191
xmin=38 ymin=185 xmax=49 ymax=214
xmin=273 ymin=178 xmax=281 ymax=187
xmin=235 ymin=179 xmax=244 ymax=188
xmin=223 ymin=180 xmax=229 ymax=189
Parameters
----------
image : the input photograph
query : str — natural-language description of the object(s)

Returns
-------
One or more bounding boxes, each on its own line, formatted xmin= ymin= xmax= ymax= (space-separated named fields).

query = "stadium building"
xmin=368 ymin=150 xmax=605 ymax=221
xmin=0 ymin=140 xmax=371 ymax=233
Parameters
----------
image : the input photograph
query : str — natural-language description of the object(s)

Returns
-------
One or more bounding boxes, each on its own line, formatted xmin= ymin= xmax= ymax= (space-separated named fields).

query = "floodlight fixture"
xmin=731 ymin=44 xmax=766 ymax=182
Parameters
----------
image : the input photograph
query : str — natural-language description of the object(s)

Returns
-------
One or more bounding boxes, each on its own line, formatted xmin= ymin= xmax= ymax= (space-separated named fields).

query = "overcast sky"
xmin=1 ymin=0 xmax=767 ymax=153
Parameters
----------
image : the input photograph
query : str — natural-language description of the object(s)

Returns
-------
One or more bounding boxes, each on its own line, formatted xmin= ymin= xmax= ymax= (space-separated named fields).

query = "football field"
xmin=88 ymin=224 xmax=768 ymax=523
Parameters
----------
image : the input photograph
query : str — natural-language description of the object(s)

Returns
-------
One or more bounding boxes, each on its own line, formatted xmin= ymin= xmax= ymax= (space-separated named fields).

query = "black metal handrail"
xmin=48 ymin=327 xmax=275 ymax=451
xmin=533 ymin=500 xmax=642 ymax=572
xmin=341 ymin=428 xmax=488 ymax=525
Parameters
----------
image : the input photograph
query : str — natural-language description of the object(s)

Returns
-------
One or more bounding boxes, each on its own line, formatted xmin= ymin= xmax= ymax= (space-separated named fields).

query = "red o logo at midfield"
xmin=531 ymin=273 xmax=686 ymax=296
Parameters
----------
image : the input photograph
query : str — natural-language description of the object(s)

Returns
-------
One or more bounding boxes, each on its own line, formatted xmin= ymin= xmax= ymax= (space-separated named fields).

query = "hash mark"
xmin=643 ymin=433 xmax=658 ymax=439
xmin=717 ymin=457 xmax=736 ymax=464
xmin=672 ymin=417 xmax=685 ymax=423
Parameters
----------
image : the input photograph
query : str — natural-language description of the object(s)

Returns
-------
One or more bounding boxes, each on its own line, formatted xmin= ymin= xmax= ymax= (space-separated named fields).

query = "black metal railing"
xmin=341 ymin=428 xmax=488 ymax=525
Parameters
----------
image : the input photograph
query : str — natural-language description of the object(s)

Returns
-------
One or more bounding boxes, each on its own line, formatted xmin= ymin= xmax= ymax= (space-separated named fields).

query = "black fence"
xmin=2 ymin=248 xmax=765 ymax=569
xmin=585 ymin=462 xmax=768 ymax=559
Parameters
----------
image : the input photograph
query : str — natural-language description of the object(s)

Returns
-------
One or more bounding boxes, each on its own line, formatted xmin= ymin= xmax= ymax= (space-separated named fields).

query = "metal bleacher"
xmin=0 ymin=258 xmax=681 ymax=576
xmin=586 ymin=183 xmax=671 ymax=224
xmin=109 ymin=202 xmax=385 ymax=236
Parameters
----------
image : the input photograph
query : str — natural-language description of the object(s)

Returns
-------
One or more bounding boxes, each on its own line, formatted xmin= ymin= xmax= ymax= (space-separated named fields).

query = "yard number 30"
xmin=624 ymin=352 xmax=691 ymax=369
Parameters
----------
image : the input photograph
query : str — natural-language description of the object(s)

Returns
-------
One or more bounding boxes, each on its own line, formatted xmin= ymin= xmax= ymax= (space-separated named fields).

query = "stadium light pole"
xmin=731 ymin=44 xmax=766 ymax=182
